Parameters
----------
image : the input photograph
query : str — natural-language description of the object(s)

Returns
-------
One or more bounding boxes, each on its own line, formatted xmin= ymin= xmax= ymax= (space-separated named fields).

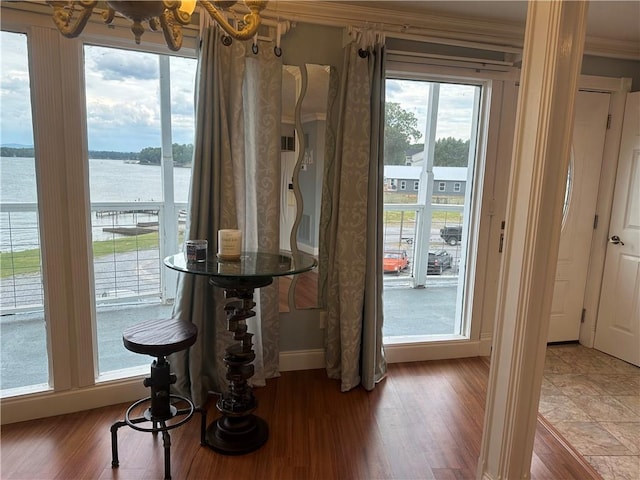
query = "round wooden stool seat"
xmin=122 ymin=318 xmax=197 ymax=357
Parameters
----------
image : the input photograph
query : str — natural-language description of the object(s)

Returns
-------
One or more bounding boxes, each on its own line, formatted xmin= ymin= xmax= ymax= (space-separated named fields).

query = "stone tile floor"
xmin=539 ymin=344 xmax=640 ymax=480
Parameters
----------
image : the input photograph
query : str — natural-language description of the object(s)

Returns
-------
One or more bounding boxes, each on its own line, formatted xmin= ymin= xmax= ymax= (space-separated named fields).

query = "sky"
xmin=386 ymin=79 xmax=478 ymax=143
xmin=0 ymin=32 xmax=33 ymax=148
xmin=1 ymin=31 xmax=197 ymax=152
xmin=1 ymin=30 xmax=477 ymax=152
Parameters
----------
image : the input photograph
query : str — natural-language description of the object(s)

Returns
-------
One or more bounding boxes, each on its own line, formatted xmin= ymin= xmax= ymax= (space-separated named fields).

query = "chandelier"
xmin=47 ymin=1 xmax=268 ymax=51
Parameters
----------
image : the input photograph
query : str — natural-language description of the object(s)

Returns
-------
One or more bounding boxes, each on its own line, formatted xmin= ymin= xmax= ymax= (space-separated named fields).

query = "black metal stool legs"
xmin=162 ymin=423 xmax=171 ymax=480
xmin=110 ymin=355 xmax=197 ymax=480
xmin=110 ymin=416 xmax=147 ymax=468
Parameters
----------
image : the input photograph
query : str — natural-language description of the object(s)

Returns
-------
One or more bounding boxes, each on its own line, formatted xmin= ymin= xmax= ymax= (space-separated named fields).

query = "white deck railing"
xmin=0 ymin=202 xmax=187 ymax=314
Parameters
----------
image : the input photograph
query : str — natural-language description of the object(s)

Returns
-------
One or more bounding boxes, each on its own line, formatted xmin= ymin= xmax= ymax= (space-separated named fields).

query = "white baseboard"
xmin=1 ymin=351 xmax=326 ymax=425
xmin=277 ymin=338 xmax=492 ymax=369
xmin=279 ymin=348 xmax=325 ymax=371
xmin=385 ymin=335 xmax=492 ymax=363
xmin=1 ymin=340 xmax=492 ymax=425
xmin=1 ymin=378 xmax=147 ymax=425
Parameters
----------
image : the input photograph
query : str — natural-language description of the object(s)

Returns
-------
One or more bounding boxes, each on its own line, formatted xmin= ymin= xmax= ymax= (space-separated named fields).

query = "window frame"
xmin=383 ymin=56 xmax=520 ymax=358
xmin=1 ymin=6 xmax=197 ymax=413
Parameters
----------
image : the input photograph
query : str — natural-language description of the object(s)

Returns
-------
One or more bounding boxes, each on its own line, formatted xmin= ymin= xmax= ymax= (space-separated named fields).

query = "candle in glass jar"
xmin=217 ymin=229 xmax=242 ymax=260
xmin=185 ymin=239 xmax=208 ymax=264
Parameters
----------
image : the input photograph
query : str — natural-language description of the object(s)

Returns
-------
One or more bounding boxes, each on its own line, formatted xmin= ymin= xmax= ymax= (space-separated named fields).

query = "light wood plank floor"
xmin=1 ymin=358 xmax=600 ymax=479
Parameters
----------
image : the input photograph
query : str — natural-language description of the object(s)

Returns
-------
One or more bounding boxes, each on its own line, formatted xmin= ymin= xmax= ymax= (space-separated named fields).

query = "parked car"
xmin=383 ymin=250 xmax=409 ymax=274
xmin=428 ymin=250 xmax=452 ymax=275
xmin=440 ymin=225 xmax=462 ymax=245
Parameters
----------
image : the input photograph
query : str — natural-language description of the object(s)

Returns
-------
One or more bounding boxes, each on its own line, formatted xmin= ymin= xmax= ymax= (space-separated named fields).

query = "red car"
xmin=383 ymin=250 xmax=409 ymax=274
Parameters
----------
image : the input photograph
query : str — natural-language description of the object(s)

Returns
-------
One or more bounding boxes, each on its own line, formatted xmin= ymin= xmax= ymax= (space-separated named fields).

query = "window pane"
xmin=0 ymin=31 xmax=50 ymax=394
xmin=383 ymin=79 xmax=479 ymax=340
xmin=83 ymin=45 xmax=196 ymax=376
xmin=170 ymin=55 xmax=196 ymax=203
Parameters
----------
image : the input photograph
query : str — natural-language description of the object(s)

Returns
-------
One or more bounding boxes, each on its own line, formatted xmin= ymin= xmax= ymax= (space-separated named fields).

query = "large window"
xmin=0 ymin=25 xmax=197 ymax=396
xmin=382 ymin=79 xmax=481 ymax=342
xmin=83 ymin=45 xmax=196 ymax=376
xmin=0 ymin=32 xmax=48 ymax=394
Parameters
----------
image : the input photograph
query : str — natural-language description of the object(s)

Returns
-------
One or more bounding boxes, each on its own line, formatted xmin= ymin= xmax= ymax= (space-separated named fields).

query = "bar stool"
xmin=110 ymin=317 xmax=203 ymax=480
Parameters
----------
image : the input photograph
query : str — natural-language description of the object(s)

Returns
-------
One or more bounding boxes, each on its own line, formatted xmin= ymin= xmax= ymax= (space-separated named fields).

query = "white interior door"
xmin=594 ymin=92 xmax=640 ymax=367
xmin=548 ymin=91 xmax=610 ymax=342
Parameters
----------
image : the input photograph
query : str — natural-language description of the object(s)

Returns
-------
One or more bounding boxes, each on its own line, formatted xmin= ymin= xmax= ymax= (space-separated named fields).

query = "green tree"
xmin=434 ymin=137 xmax=469 ymax=167
xmin=0 ymin=147 xmax=35 ymax=157
xmin=138 ymin=146 xmax=161 ymax=165
xmin=137 ymin=144 xmax=193 ymax=166
xmin=172 ymin=143 xmax=194 ymax=166
xmin=384 ymin=103 xmax=422 ymax=165
xmin=88 ymin=150 xmax=138 ymax=160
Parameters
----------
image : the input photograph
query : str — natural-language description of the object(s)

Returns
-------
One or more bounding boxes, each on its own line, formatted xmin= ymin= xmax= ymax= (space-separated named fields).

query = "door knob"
xmin=609 ymin=235 xmax=625 ymax=245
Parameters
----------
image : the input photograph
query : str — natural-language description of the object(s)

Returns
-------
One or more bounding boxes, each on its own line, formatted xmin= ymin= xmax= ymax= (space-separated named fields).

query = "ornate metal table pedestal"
xmin=163 ymin=251 xmax=317 ymax=456
xmin=206 ymin=276 xmax=273 ymax=455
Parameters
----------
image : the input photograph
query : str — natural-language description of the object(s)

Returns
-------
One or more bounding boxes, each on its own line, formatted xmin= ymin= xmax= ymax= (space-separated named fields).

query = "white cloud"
xmin=83 ymin=46 xmax=197 ymax=151
xmin=0 ymin=32 xmax=33 ymax=147
xmin=386 ymin=79 xmax=478 ymax=141
xmin=88 ymin=47 xmax=159 ymax=81
xmin=0 ymin=34 xmax=196 ymax=152
xmin=3 ymin=34 xmax=476 ymax=152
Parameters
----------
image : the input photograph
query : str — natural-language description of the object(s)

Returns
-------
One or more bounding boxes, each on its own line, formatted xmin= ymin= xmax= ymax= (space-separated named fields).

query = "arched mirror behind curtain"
xmin=279 ymin=63 xmax=333 ymax=312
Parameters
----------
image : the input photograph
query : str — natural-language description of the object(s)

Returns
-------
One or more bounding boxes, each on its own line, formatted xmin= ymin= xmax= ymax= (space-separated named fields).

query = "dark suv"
xmin=428 ymin=250 xmax=452 ymax=275
xmin=440 ymin=225 xmax=462 ymax=245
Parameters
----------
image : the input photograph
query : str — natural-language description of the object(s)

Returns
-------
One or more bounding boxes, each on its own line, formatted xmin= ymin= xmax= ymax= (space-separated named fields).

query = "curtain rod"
xmin=256 ymin=10 xmax=523 ymax=56
xmin=386 ymin=49 xmax=515 ymax=67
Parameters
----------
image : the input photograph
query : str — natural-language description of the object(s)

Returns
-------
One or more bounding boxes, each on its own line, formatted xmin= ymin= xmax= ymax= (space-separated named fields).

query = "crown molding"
xmin=2 ymin=1 xmax=638 ymax=60
xmin=263 ymin=1 xmax=639 ymax=60
xmin=264 ymin=1 xmax=524 ymax=51
xmin=584 ymin=35 xmax=640 ymax=61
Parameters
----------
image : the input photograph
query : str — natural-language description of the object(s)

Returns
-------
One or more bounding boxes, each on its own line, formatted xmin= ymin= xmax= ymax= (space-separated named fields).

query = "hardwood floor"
xmin=0 ymin=358 xmax=599 ymax=479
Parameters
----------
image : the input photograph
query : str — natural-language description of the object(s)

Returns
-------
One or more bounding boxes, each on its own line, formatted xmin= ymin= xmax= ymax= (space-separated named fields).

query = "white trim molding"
xmin=259 ymin=1 xmax=639 ymax=61
xmin=478 ymin=2 xmax=589 ymax=479
xmin=3 ymin=1 xmax=638 ymax=60
xmin=279 ymin=348 xmax=325 ymax=371
xmin=384 ymin=336 xmax=492 ymax=364
xmin=1 ymin=378 xmax=148 ymax=425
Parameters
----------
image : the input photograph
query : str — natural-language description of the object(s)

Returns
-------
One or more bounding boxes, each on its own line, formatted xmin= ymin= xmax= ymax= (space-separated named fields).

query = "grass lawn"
xmin=384 ymin=210 xmax=463 ymax=224
xmin=0 ymin=232 xmax=159 ymax=278
xmin=383 ymin=192 xmax=464 ymax=224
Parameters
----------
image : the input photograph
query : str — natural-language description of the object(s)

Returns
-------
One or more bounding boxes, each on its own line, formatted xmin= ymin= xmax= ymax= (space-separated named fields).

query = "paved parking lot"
xmin=1 ymin=279 xmax=459 ymax=391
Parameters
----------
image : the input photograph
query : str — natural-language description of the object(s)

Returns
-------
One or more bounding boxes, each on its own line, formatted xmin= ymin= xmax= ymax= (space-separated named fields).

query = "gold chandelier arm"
xmin=102 ymin=6 xmax=115 ymax=25
xmin=159 ymin=10 xmax=184 ymax=51
xmin=163 ymin=1 xmax=192 ymax=25
xmin=48 ymin=0 xmax=269 ymax=50
xmin=200 ymin=1 xmax=265 ymax=41
xmin=47 ymin=1 xmax=98 ymax=38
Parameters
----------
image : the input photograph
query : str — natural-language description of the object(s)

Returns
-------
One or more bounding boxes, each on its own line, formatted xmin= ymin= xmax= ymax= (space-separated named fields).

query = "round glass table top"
xmin=164 ymin=251 xmax=317 ymax=278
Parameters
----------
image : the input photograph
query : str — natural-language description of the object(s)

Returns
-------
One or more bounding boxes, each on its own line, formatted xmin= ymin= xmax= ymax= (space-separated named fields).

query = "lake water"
xmin=0 ymin=157 xmax=192 ymax=252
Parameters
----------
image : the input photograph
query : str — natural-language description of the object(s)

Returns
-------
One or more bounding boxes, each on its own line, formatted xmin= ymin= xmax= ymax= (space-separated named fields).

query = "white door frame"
xmin=578 ymin=75 xmax=632 ymax=348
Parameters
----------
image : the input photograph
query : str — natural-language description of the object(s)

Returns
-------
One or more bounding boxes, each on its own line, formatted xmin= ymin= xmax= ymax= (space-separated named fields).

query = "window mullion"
xmin=413 ymin=83 xmax=439 ymax=287
xmin=159 ymin=55 xmax=178 ymax=299
xmin=29 ymin=26 xmax=95 ymax=390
